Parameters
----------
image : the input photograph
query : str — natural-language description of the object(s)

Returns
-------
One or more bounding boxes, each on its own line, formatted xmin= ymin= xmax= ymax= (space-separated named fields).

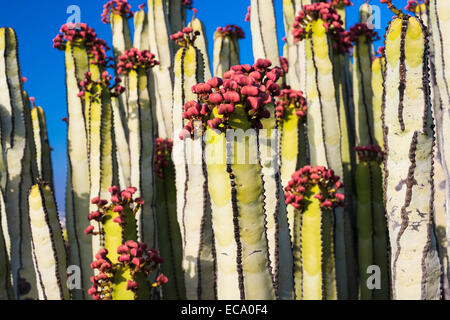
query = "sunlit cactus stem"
xmin=28 ymin=182 xmax=69 ymax=300
xmin=285 ymin=165 xmax=345 ymax=300
xmin=213 ymin=25 xmax=243 ymax=78
xmin=372 ymin=50 xmax=386 ymax=148
xmin=382 ymin=14 xmax=440 ymax=299
xmin=0 ymin=189 xmax=13 ymax=300
xmin=154 ymin=138 xmax=185 ymax=299
xmin=189 ymin=14 xmax=212 ymax=81
xmin=354 ymin=146 xmax=389 ymax=300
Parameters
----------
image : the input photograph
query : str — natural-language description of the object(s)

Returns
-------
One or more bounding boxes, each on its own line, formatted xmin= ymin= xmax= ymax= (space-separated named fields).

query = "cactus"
xmin=372 ymin=50 xmax=386 ymax=148
xmin=354 ymin=146 xmax=389 ymax=300
xmin=0 ymin=188 xmax=13 ymax=300
xmin=285 ymin=165 xmax=345 ymax=300
xmin=213 ymin=25 xmax=243 ymax=78
xmin=172 ymin=29 xmax=216 ymax=300
xmin=382 ymin=9 xmax=441 ymax=299
xmin=28 ymin=182 xmax=69 ymax=300
xmin=85 ymin=187 xmax=166 ymax=300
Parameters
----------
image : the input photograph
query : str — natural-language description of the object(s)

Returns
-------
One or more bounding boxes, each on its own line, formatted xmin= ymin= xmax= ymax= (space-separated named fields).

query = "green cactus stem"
xmin=148 ymin=0 xmax=175 ymax=139
xmin=213 ymin=25 xmax=243 ymax=78
xmin=30 ymin=99 xmax=54 ymax=190
xmin=0 ymin=27 xmax=38 ymax=300
xmin=0 ymin=189 xmax=13 ymax=300
xmin=28 ymin=183 xmax=69 ymax=300
xmin=172 ymin=29 xmax=216 ymax=300
xmin=154 ymin=138 xmax=186 ymax=299
xmin=285 ymin=165 xmax=344 ymax=300
xmin=116 ymin=49 xmax=159 ymax=249
xmin=382 ymin=14 xmax=441 ymax=299
xmin=184 ymin=60 xmax=284 ymax=300
xmin=293 ymin=3 xmax=357 ymax=299
xmin=372 ymin=52 xmax=386 ymax=148
xmin=354 ymin=146 xmax=390 ymax=300
xmin=86 ymin=188 xmax=166 ymax=300
xmin=249 ymin=0 xmax=281 ymax=66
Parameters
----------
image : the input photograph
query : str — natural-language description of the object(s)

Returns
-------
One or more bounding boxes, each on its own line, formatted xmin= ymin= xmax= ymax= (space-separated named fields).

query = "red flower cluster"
xmin=354 ymin=145 xmax=384 ymax=163
xmin=88 ymin=243 xmax=165 ymax=300
xmin=330 ymin=0 xmax=353 ymax=8
xmin=285 ymin=165 xmax=344 ymax=211
xmin=78 ymin=71 xmax=125 ymax=100
xmin=216 ymin=25 xmax=245 ymax=39
xmin=154 ymin=138 xmax=173 ymax=179
xmin=245 ymin=6 xmax=251 ymax=22
xmin=117 ymin=48 xmax=159 ymax=75
xmin=101 ymin=0 xmax=134 ymax=24
xmin=280 ymin=57 xmax=289 ymax=74
xmin=181 ymin=59 xmax=284 ymax=139
xmin=53 ymin=23 xmax=110 ymax=66
xmin=170 ymin=27 xmax=200 ymax=47
xmin=349 ymin=23 xmax=380 ymax=43
xmin=292 ymin=2 xmax=352 ymax=54
xmin=275 ymin=88 xmax=307 ymax=121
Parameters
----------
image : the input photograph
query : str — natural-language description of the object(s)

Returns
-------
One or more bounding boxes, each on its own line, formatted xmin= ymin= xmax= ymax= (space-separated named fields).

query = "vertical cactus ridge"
xmin=28 ymin=183 xmax=69 ymax=300
xmin=30 ymin=100 xmax=54 ymax=189
xmin=354 ymin=146 xmax=390 ymax=300
xmin=148 ymin=0 xmax=174 ymax=139
xmin=154 ymin=138 xmax=186 ymax=299
xmin=349 ymin=22 xmax=380 ymax=147
xmin=282 ymin=0 xmax=302 ymax=90
xmin=172 ymin=29 xmax=216 ymax=300
xmin=213 ymin=25 xmax=243 ymax=79
xmin=0 ymin=27 xmax=38 ymax=299
xmin=117 ymin=49 xmax=158 ymax=249
xmin=0 ymin=188 xmax=13 ymax=300
xmin=189 ymin=17 xmax=212 ymax=81
xmin=382 ymin=15 xmax=441 ymax=299
xmin=167 ymin=0 xmax=190 ymax=39
xmin=134 ymin=6 xmax=150 ymax=51
xmin=285 ymin=166 xmax=345 ymax=300
xmin=372 ymin=52 xmax=386 ymax=148
xmin=250 ymin=0 xmax=281 ymax=67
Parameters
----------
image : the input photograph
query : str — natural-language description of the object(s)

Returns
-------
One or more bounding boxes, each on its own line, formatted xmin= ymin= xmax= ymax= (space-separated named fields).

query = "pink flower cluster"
xmin=285 ymin=165 xmax=345 ymax=211
xmin=330 ymin=0 xmax=353 ymax=8
xmin=275 ymin=88 xmax=307 ymax=121
xmin=170 ymin=27 xmax=200 ymax=47
xmin=154 ymin=138 xmax=173 ymax=179
xmin=117 ymin=48 xmax=159 ymax=75
xmin=78 ymin=71 xmax=125 ymax=100
xmin=280 ymin=57 xmax=289 ymax=74
xmin=354 ymin=145 xmax=384 ymax=163
xmin=292 ymin=2 xmax=352 ymax=54
xmin=216 ymin=25 xmax=245 ymax=39
xmin=181 ymin=59 xmax=284 ymax=139
xmin=349 ymin=23 xmax=380 ymax=43
xmin=245 ymin=6 xmax=251 ymax=22
xmin=101 ymin=0 xmax=134 ymax=24
xmin=53 ymin=23 xmax=110 ymax=66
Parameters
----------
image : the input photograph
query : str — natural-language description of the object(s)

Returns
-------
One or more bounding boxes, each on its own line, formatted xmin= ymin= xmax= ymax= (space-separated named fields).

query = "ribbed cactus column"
xmin=372 ymin=51 xmax=386 ymax=148
xmin=85 ymin=187 xmax=167 ymax=300
xmin=116 ymin=49 xmax=159 ymax=248
xmin=213 ymin=26 xmax=243 ymax=78
xmin=28 ymin=183 xmax=69 ymax=300
xmin=148 ymin=0 xmax=174 ymax=139
xmin=0 ymin=189 xmax=13 ymax=300
xmin=166 ymin=0 xmax=191 ymax=37
xmin=154 ymin=138 xmax=185 ymax=299
xmin=0 ymin=27 xmax=38 ymax=300
xmin=189 ymin=16 xmax=212 ymax=81
xmin=172 ymin=29 xmax=216 ymax=300
xmin=183 ymin=61 xmax=282 ymax=300
xmin=292 ymin=3 xmax=356 ymax=299
xmin=285 ymin=166 xmax=344 ymax=300
xmin=354 ymin=146 xmax=390 ymax=300
xmin=282 ymin=0 xmax=302 ymax=90
xmin=382 ymin=13 xmax=441 ymax=300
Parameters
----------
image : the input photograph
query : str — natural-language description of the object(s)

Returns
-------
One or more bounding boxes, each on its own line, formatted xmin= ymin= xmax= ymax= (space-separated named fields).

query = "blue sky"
xmin=0 ymin=0 xmax=404 ymax=209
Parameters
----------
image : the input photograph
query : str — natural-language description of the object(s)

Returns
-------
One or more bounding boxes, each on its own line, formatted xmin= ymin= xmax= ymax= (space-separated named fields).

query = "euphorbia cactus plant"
xmin=285 ymin=165 xmax=345 ymax=300
xmin=213 ymin=25 xmax=244 ymax=78
xmin=85 ymin=186 xmax=166 ymax=300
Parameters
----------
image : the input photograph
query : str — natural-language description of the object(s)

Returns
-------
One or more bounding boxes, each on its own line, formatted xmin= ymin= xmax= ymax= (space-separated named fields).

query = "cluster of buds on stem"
xmin=216 ymin=25 xmax=245 ymax=39
xmin=101 ymin=0 xmax=133 ymax=24
xmin=181 ymin=59 xmax=283 ymax=139
xmin=405 ymin=0 xmax=429 ymax=13
xmin=78 ymin=71 xmax=125 ymax=100
xmin=53 ymin=23 xmax=111 ymax=66
xmin=285 ymin=165 xmax=345 ymax=211
xmin=154 ymin=138 xmax=173 ymax=179
xmin=116 ymin=48 xmax=159 ymax=75
xmin=170 ymin=27 xmax=200 ymax=47
xmin=354 ymin=145 xmax=384 ymax=163
xmin=349 ymin=22 xmax=380 ymax=43
xmin=275 ymin=88 xmax=307 ymax=121
xmin=245 ymin=6 xmax=251 ymax=22
xmin=292 ymin=2 xmax=352 ymax=54
xmin=183 ymin=0 xmax=194 ymax=10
